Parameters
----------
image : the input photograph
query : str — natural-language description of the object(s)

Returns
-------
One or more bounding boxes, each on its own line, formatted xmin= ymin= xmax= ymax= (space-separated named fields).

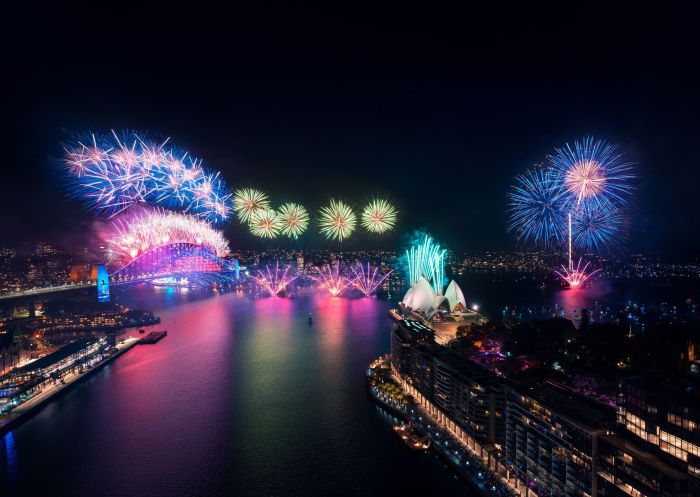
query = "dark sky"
xmin=4 ymin=3 xmax=700 ymax=256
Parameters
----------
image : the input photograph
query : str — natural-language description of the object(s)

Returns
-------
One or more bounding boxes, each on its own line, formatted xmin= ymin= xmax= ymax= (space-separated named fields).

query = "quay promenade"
xmin=367 ymin=357 xmax=513 ymax=497
xmin=0 ymin=338 xmax=139 ymax=435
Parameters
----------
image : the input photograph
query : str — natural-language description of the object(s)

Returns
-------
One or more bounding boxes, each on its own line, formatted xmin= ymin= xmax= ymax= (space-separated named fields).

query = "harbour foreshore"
xmin=367 ymin=357 xmax=513 ymax=497
xmin=0 ymin=338 xmax=139 ymax=436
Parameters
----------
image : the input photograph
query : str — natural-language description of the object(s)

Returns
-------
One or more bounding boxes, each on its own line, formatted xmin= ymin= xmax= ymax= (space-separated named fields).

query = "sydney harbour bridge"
xmin=108 ymin=243 xmax=237 ymax=284
xmin=0 ymin=242 xmax=240 ymax=302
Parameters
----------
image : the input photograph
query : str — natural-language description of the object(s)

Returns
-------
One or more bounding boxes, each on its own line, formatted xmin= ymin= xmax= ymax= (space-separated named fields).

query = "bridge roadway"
xmin=0 ymin=282 xmax=97 ymax=301
xmin=0 ymin=270 xmax=241 ymax=302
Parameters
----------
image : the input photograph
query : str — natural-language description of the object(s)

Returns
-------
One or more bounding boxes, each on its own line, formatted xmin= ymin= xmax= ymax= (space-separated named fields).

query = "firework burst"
xmin=232 ymin=188 xmax=270 ymax=223
xmin=255 ymin=261 xmax=297 ymax=296
xmin=351 ymin=262 xmax=393 ymax=296
xmin=313 ymin=262 xmax=353 ymax=296
xmin=548 ymin=137 xmax=635 ymax=208
xmin=107 ymin=210 xmax=230 ymax=264
xmin=249 ymin=208 xmax=281 ymax=238
xmin=555 ymin=258 xmax=601 ymax=289
xmin=361 ymin=198 xmax=397 ymax=234
xmin=63 ymin=131 xmax=232 ymax=223
xmin=571 ymin=201 xmax=624 ymax=250
xmin=318 ymin=199 xmax=356 ymax=241
xmin=277 ymin=203 xmax=309 ymax=238
xmin=507 ymin=167 xmax=569 ymax=246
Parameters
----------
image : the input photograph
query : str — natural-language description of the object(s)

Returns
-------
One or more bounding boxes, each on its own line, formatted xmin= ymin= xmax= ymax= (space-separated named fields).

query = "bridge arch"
xmin=109 ymin=242 xmax=232 ymax=283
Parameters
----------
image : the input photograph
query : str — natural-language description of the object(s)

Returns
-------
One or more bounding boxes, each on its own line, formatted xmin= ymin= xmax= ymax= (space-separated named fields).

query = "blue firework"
xmin=507 ymin=167 xmax=569 ymax=245
xmin=571 ymin=200 xmax=624 ymax=250
xmin=63 ymin=130 xmax=232 ymax=224
xmin=548 ymin=136 xmax=635 ymax=209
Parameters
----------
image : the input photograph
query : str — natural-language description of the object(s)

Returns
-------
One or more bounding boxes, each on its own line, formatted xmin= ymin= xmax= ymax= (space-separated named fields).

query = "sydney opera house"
xmin=399 ymin=277 xmax=484 ymax=344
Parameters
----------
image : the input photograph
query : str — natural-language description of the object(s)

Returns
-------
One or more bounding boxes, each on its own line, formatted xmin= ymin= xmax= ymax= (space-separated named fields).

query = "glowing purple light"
xmin=351 ymin=262 xmax=393 ymax=296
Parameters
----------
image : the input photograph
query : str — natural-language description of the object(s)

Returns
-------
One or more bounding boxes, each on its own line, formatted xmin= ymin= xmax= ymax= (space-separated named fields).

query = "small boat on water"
xmin=307 ymin=313 xmax=313 ymax=325
xmin=138 ymin=328 xmax=146 ymax=334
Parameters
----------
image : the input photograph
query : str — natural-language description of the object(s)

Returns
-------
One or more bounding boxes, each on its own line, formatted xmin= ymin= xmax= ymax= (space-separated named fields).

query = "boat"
xmin=307 ymin=313 xmax=313 ymax=325
xmin=138 ymin=328 xmax=146 ymax=334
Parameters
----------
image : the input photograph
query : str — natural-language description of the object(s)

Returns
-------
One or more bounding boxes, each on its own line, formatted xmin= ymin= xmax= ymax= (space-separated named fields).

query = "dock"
xmin=138 ymin=331 xmax=168 ymax=344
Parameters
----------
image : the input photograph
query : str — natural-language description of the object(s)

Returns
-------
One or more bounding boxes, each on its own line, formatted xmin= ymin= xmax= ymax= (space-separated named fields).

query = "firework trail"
xmin=107 ymin=210 xmax=230 ymax=263
xmin=351 ymin=262 xmax=393 ymax=296
xmin=361 ymin=198 xmax=397 ymax=234
xmin=63 ymin=130 xmax=232 ymax=223
xmin=255 ymin=261 xmax=297 ymax=296
xmin=318 ymin=199 xmax=356 ymax=241
xmin=233 ymin=188 xmax=270 ymax=223
xmin=313 ymin=262 xmax=353 ymax=296
xmin=248 ymin=208 xmax=282 ymax=238
xmin=554 ymin=258 xmax=601 ymax=289
xmin=277 ymin=203 xmax=309 ymax=238
xmin=405 ymin=235 xmax=446 ymax=294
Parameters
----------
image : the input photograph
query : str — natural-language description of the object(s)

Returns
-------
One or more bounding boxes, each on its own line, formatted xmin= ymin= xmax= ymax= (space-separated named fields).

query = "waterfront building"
xmin=0 ymin=338 xmax=110 ymax=413
xmin=597 ymin=376 xmax=700 ymax=497
xmin=0 ymin=326 xmax=25 ymax=376
xmin=390 ymin=317 xmax=505 ymax=469
xmin=505 ymin=380 xmax=615 ymax=497
xmin=390 ymin=318 xmax=434 ymax=376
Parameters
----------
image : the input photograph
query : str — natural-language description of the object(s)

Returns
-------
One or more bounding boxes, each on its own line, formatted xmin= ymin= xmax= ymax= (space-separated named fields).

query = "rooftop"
xmin=12 ymin=339 xmax=98 ymax=375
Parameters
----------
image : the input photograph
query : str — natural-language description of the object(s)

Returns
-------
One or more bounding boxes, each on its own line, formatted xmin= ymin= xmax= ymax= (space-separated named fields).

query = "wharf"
xmin=0 ymin=338 xmax=139 ymax=436
xmin=138 ymin=331 xmax=168 ymax=344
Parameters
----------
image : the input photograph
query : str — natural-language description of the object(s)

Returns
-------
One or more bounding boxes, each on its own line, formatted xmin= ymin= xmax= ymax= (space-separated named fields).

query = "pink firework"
xmin=555 ymin=258 xmax=601 ymax=289
xmin=108 ymin=210 xmax=229 ymax=264
xmin=351 ymin=262 xmax=393 ymax=296
xmin=314 ymin=262 xmax=353 ymax=297
xmin=255 ymin=261 xmax=297 ymax=296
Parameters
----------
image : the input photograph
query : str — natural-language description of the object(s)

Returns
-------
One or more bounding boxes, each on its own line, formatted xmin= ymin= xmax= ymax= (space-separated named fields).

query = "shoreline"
xmin=366 ymin=364 xmax=503 ymax=497
xmin=0 ymin=339 xmax=139 ymax=436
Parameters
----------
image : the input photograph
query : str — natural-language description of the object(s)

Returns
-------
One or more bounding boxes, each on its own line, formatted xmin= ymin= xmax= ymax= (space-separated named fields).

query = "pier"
xmin=138 ymin=331 xmax=168 ymax=344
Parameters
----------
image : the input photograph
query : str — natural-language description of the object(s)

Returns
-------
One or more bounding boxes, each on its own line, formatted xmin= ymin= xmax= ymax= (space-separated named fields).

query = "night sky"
xmin=4 ymin=4 xmax=699 ymax=257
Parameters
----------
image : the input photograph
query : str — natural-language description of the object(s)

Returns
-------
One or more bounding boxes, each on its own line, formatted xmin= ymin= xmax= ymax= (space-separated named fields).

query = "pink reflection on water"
xmin=107 ymin=294 xmax=235 ymax=434
xmin=553 ymin=278 xmax=613 ymax=327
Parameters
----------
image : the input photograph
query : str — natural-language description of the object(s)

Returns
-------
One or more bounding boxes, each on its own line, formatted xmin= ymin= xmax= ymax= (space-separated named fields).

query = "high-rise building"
xmin=390 ymin=318 xmax=505 ymax=468
xmin=597 ymin=376 xmax=700 ymax=497
xmin=505 ymin=380 xmax=615 ymax=497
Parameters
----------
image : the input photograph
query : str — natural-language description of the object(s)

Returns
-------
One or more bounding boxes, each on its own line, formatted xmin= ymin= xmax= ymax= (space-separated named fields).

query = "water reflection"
xmin=1 ymin=288 xmax=470 ymax=497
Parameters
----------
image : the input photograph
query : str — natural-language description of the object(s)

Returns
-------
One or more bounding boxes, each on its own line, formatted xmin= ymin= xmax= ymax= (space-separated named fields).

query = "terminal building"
xmin=0 ymin=338 xmax=110 ymax=413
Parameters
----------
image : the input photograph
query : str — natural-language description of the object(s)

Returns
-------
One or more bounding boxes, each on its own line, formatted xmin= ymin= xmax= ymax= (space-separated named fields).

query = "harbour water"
xmin=1 ymin=274 xmax=696 ymax=497
xmin=0 ymin=287 xmax=472 ymax=497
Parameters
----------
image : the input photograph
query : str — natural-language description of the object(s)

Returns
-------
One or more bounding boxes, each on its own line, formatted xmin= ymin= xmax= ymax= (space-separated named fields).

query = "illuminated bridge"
xmin=108 ymin=242 xmax=236 ymax=284
xmin=0 ymin=243 xmax=239 ymax=302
